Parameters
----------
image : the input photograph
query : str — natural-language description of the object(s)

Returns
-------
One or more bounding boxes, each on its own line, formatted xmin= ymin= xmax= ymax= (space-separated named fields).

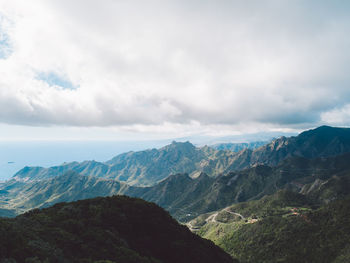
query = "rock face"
xmin=0 ymin=195 xmax=236 ymax=263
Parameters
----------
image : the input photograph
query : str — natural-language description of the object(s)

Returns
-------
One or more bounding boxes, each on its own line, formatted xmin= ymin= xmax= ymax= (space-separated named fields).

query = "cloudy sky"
xmin=0 ymin=0 xmax=349 ymax=140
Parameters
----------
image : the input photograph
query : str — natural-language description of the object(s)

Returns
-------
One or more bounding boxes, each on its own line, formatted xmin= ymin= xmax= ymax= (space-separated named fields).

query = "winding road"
xmin=187 ymin=207 xmax=251 ymax=231
xmin=223 ymin=208 xmax=245 ymax=220
xmin=205 ymin=208 xmax=245 ymax=224
xmin=205 ymin=212 xmax=219 ymax=223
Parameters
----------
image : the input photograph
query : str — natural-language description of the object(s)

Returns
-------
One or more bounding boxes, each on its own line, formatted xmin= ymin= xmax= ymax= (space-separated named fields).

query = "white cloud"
xmin=0 ymin=0 xmax=350 ymax=138
xmin=321 ymin=104 xmax=350 ymax=125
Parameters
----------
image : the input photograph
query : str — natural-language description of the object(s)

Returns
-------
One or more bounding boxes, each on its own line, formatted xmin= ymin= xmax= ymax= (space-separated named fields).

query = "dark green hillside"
xmin=220 ymin=197 xmax=350 ymax=263
xmin=295 ymin=126 xmax=350 ymax=157
xmin=126 ymin=173 xmax=215 ymax=221
xmin=220 ymin=189 xmax=312 ymax=219
xmin=191 ymin=189 xmax=350 ymax=263
xmin=301 ymin=173 xmax=350 ymax=204
xmin=0 ymin=196 xmax=236 ymax=263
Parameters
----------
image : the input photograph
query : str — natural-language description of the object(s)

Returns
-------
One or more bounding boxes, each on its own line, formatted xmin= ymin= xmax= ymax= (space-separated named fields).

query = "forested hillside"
xmin=0 ymin=196 xmax=236 ymax=263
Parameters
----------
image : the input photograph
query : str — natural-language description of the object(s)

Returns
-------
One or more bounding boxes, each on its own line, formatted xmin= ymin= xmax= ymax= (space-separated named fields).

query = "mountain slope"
xmin=191 ymin=190 xmax=350 ymax=263
xmin=249 ymin=125 xmax=350 ymax=166
xmin=105 ymin=141 xmax=214 ymax=185
xmin=159 ymin=152 xmax=350 ymax=221
xmin=13 ymin=161 xmax=109 ymax=182
xmin=0 ymin=195 xmax=236 ymax=263
xmin=204 ymin=125 xmax=350 ymax=174
xmin=0 ymin=171 xmax=124 ymax=214
xmin=126 ymin=173 xmax=215 ymax=220
xmin=218 ymin=196 xmax=350 ymax=263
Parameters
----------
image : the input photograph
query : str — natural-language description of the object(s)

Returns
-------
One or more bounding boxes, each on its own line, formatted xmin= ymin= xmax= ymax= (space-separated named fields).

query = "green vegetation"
xmin=1 ymin=125 xmax=350 ymax=262
xmin=198 ymin=220 xmax=245 ymax=245
xmin=192 ymin=189 xmax=350 ymax=263
xmin=0 ymin=195 xmax=236 ymax=263
xmin=225 ymin=190 xmax=312 ymax=218
xmin=222 ymin=197 xmax=350 ymax=263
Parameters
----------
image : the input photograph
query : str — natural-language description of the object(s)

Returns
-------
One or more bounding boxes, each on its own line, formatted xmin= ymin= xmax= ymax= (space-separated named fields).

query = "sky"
xmin=0 ymin=0 xmax=350 ymax=141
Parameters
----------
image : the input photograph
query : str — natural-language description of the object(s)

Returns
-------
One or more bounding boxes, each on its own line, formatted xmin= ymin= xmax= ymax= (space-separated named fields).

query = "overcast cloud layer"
xmin=0 ymin=0 xmax=350 ymax=136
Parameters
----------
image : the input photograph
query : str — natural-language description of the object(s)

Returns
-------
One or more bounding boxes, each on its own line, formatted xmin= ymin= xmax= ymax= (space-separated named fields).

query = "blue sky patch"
xmin=36 ymin=71 xmax=78 ymax=90
xmin=0 ymin=30 xmax=12 ymax=59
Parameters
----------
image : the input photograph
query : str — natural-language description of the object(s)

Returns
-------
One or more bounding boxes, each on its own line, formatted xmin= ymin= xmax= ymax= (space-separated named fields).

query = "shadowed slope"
xmin=0 ymin=196 xmax=236 ymax=263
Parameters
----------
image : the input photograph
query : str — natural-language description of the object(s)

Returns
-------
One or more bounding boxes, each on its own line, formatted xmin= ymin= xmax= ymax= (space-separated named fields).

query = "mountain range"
xmin=12 ymin=126 xmax=350 ymax=188
xmin=12 ymin=141 xmax=220 ymax=186
xmin=2 ymin=126 xmax=350 ymax=221
xmin=1 ymin=125 xmax=350 ymax=262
